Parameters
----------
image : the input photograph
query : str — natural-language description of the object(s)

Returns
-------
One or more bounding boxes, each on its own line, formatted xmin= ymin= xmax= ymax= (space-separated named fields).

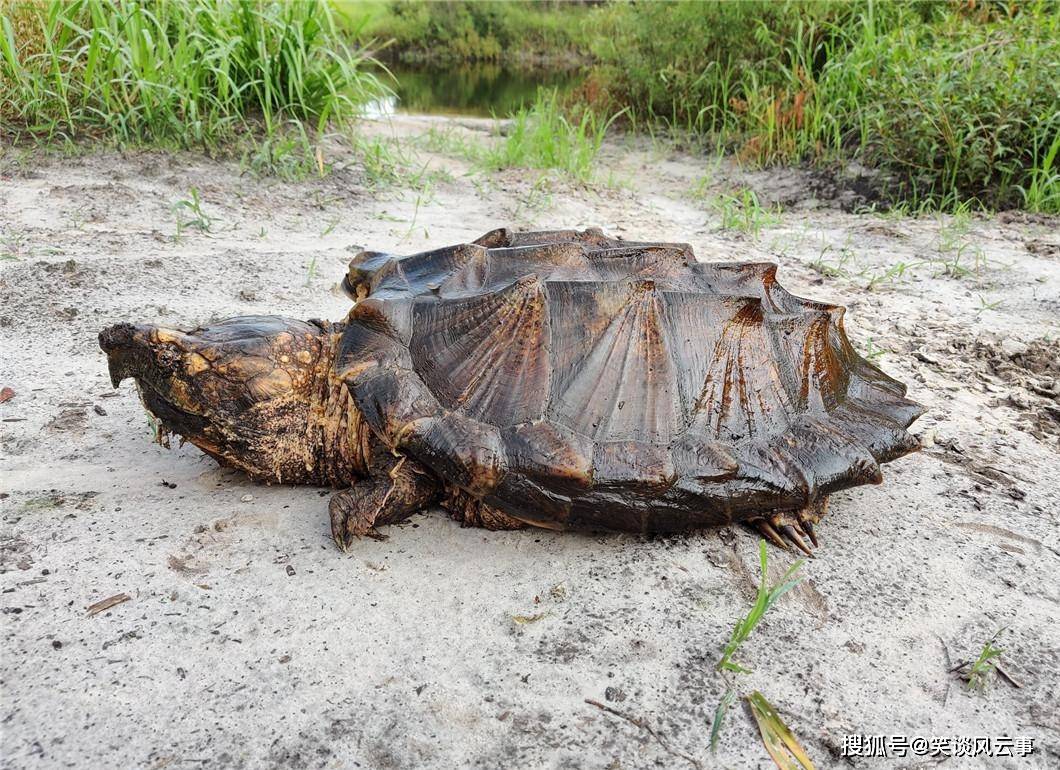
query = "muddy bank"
xmin=1 ymin=115 xmax=1058 ymax=769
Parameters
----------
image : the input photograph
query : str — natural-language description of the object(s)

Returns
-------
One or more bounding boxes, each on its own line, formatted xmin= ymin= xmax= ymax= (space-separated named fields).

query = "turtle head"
xmin=99 ymin=316 xmax=358 ymax=484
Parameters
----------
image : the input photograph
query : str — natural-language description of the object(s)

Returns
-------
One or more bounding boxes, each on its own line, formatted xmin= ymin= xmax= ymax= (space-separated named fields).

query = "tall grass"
xmin=0 ymin=0 xmax=387 ymax=151
xmin=585 ymin=0 xmax=1060 ymax=212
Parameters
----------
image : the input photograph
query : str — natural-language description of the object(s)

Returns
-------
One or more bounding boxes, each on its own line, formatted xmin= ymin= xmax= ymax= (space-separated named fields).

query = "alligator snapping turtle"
xmin=99 ymin=228 xmax=922 ymax=554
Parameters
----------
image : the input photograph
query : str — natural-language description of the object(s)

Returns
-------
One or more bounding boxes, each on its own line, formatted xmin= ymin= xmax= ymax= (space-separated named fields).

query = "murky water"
xmin=367 ymin=60 xmax=585 ymax=117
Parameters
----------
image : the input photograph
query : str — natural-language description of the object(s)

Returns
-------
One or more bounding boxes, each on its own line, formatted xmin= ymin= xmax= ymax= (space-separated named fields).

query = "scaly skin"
xmin=99 ymin=316 xmax=370 ymax=486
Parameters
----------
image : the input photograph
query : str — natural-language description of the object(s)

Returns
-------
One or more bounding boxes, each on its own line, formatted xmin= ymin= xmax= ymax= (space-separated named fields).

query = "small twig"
xmin=994 ymin=661 xmax=1022 ymax=689
xmin=585 ymin=699 xmax=703 ymax=770
xmin=935 ymin=634 xmax=952 ymax=670
xmin=87 ymin=592 xmax=130 ymax=616
xmin=935 ymin=634 xmax=953 ymax=707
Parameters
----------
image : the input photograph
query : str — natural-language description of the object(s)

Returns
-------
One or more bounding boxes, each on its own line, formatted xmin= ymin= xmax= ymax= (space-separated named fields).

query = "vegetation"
xmin=586 ymin=0 xmax=1059 ymax=212
xmin=964 ymin=628 xmax=1005 ymax=691
xmin=347 ymin=0 xmax=1060 ymax=213
xmin=410 ymin=88 xmax=616 ymax=183
xmin=835 ymin=3 xmax=1060 ymax=211
xmin=480 ymin=88 xmax=619 ymax=182
xmin=0 ymin=0 xmax=387 ymax=162
xmin=747 ymin=691 xmax=816 ymax=770
xmin=3 ymin=1 xmax=1056 ymax=210
xmin=336 ymin=0 xmax=595 ymax=63
xmin=711 ymin=541 xmax=805 ymax=755
xmin=710 ymin=189 xmax=781 ymax=236
xmin=717 ymin=540 xmax=805 ymax=675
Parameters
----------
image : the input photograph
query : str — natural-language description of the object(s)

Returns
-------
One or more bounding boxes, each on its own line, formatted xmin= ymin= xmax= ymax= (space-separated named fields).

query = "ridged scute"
xmin=337 ymin=229 xmax=923 ymax=533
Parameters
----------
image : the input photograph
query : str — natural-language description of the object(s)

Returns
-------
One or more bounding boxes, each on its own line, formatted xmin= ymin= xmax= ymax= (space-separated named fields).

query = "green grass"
xmin=965 ymin=628 xmax=1005 ymax=692
xmin=351 ymin=0 xmax=1057 ymax=213
xmin=6 ymin=1 xmax=1056 ymax=212
xmin=172 ymin=187 xmax=214 ymax=238
xmin=414 ymin=96 xmax=617 ymax=185
xmin=718 ymin=540 xmax=805 ymax=674
xmin=709 ymin=687 xmax=735 ymax=754
xmin=711 ymin=189 xmax=780 ymax=237
xmin=841 ymin=5 xmax=1060 ymax=212
xmin=480 ymin=88 xmax=620 ymax=182
xmin=585 ymin=0 xmax=1060 ymax=212
xmin=1 ymin=0 xmax=387 ymax=167
xmin=709 ymin=540 xmax=805 ymax=755
xmin=809 ymin=245 xmax=852 ymax=278
xmin=935 ymin=204 xmax=986 ymax=279
xmin=351 ymin=132 xmax=449 ymax=191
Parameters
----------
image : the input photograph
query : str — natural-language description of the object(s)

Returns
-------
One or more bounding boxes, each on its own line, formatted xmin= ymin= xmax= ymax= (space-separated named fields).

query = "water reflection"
xmin=365 ymin=61 xmax=585 ymax=117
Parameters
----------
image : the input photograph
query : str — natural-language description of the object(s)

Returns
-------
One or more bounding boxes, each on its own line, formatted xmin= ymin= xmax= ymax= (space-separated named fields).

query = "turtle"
xmin=99 ymin=227 xmax=923 ymax=555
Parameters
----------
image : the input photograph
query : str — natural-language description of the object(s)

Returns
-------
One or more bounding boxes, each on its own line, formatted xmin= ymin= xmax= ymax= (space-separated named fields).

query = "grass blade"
xmin=717 ymin=540 xmax=804 ymax=673
xmin=709 ymin=687 xmax=736 ymax=753
xmin=747 ymin=691 xmax=815 ymax=770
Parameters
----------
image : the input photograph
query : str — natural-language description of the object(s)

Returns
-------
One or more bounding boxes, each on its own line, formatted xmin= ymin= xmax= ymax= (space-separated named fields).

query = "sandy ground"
xmin=2 ymin=114 xmax=1059 ymax=770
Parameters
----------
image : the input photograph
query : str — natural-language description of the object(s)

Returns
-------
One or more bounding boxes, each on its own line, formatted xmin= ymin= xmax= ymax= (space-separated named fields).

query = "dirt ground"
xmin=2 ymin=114 xmax=1058 ymax=769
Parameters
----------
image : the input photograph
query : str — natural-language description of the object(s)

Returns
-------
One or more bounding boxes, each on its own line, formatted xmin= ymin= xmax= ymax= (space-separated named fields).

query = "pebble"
xmin=240 ymin=494 xmax=254 ymax=503
xmin=914 ymin=350 xmax=942 ymax=365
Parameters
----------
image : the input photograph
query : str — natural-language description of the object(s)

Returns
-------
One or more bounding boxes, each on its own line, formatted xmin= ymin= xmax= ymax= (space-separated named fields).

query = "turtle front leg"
xmin=748 ymin=497 xmax=828 ymax=557
xmin=329 ymin=456 xmax=439 ymax=550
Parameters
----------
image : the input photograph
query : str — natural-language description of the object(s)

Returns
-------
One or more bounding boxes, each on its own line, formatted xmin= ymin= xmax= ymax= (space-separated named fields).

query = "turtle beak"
xmin=98 ymin=316 xmax=336 ymax=484
xmin=100 ymin=323 xmax=144 ymax=387
xmin=99 ymin=322 xmax=185 ymax=390
xmin=99 ymin=321 xmax=220 ymax=454
xmin=100 ymin=322 xmax=159 ymax=388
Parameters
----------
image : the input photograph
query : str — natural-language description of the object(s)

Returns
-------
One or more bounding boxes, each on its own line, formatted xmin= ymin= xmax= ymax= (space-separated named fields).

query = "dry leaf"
xmin=512 ymin=612 xmax=548 ymax=625
xmin=747 ymin=691 xmax=815 ymax=770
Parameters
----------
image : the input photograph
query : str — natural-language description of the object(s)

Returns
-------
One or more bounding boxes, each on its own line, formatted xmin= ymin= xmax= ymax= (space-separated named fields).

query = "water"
xmin=367 ymin=61 xmax=585 ymax=117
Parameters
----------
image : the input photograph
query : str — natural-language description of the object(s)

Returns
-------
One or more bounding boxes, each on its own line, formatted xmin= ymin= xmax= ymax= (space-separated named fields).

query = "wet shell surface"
xmin=336 ymin=228 xmax=923 ymax=533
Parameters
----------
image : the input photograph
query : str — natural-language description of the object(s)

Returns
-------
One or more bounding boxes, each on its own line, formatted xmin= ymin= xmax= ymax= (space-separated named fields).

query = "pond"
xmin=366 ymin=60 xmax=586 ymax=117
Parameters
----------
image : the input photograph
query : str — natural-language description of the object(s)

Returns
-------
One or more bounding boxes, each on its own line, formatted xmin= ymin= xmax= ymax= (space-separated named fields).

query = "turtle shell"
xmin=335 ymin=229 xmax=923 ymax=533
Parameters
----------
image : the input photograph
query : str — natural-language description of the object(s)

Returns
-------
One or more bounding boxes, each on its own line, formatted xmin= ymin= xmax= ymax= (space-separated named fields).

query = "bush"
xmin=842 ymin=6 xmax=1060 ymax=209
xmin=588 ymin=0 xmax=852 ymax=131
xmin=589 ymin=0 xmax=1060 ymax=211
xmin=339 ymin=0 xmax=594 ymax=63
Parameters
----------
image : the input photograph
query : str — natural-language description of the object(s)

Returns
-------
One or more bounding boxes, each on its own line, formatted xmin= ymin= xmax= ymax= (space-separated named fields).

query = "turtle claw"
xmin=753 ymin=519 xmax=789 ymax=551
xmin=333 ymin=528 xmax=354 ymax=553
xmin=779 ymin=524 xmax=814 ymax=557
xmin=799 ymin=518 xmax=819 ymax=547
xmin=748 ymin=498 xmax=829 ymax=555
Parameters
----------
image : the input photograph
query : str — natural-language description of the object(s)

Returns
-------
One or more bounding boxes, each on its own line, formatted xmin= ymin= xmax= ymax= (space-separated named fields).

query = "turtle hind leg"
xmin=747 ymin=497 xmax=829 ymax=557
xmin=442 ymin=487 xmax=527 ymax=531
xmin=329 ymin=457 xmax=439 ymax=550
